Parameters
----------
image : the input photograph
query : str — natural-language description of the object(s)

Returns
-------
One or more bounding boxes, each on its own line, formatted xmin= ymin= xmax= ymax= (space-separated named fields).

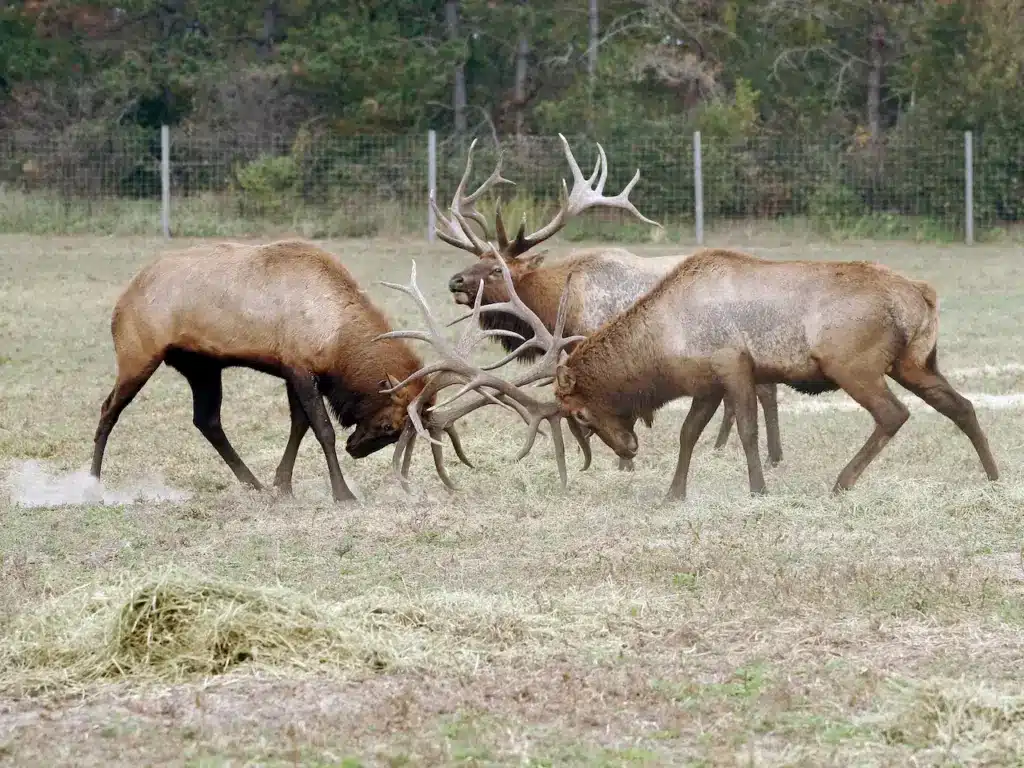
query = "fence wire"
xmin=0 ymin=129 xmax=1020 ymax=241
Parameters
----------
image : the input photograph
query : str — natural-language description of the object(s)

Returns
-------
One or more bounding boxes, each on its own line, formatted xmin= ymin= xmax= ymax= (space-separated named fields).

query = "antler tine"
xmin=603 ymin=168 xmax=661 ymax=227
xmin=377 ymin=261 xmax=451 ymax=344
xmin=432 ymin=138 xmax=515 ymax=256
xmin=430 ymin=191 xmax=479 ymax=255
xmin=593 ymin=142 xmax=609 ymax=195
xmin=460 ymin=143 xmax=514 ymax=206
xmin=451 ymin=207 xmax=498 ymax=258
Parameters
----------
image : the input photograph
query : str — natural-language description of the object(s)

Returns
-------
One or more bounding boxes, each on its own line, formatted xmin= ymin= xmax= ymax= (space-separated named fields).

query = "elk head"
xmin=346 ymin=373 xmax=430 ymax=459
xmin=437 ymin=134 xmax=661 ymax=308
xmin=554 ymin=364 xmax=639 ymax=461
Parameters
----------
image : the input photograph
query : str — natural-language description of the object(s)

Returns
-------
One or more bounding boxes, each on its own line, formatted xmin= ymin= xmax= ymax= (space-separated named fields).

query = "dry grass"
xmin=1 ymin=233 xmax=1024 ymax=766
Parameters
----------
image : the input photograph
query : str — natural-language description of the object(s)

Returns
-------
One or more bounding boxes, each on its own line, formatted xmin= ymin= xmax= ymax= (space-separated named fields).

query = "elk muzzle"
xmin=345 ymin=426 xmax=402 ymax=459
xmin=447 ymin=274 xmax=473 ymax=306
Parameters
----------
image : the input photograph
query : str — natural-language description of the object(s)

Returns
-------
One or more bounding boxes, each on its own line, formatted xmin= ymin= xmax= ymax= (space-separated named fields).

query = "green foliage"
xmin=808 ymin=180 xmax=866 ymax=228
xmin=697 ymin=79 xmax=761 ymax=141
xmin=0 ymin=9 xmax=57 ymax=88
xmin=2 ymin=0 xmax=1024 ymax=236
xmin=234 ymin=155 xmax=298 ymax=218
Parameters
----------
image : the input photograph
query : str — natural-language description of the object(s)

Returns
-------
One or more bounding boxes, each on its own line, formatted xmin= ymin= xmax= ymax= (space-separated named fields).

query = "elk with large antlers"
xmin=552 ymin=248 xmax=1000 ymax=499
xmin=431 ymin=135 xmax=789 ymax=468
xmin=90 ymin=240 xmax=463 ymax=501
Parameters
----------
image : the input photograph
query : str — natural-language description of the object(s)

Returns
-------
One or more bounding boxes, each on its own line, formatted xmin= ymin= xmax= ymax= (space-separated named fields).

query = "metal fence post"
xmin=964 ymin=130 xmax=974 ymax=245
xmin=427 ymin=130 xmax=437 ymax=243
xmin=693 ymin=131 xmax=704 ymax=245
xmin=160 ymin=125 xmax=170 ymax=239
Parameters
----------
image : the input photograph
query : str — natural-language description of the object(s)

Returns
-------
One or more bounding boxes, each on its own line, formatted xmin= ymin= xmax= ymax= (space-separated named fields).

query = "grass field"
xmin=1 ymin=233 xmax=1023 ymax=766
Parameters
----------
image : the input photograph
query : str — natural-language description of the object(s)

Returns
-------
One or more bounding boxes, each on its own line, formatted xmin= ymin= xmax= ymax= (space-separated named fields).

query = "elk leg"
xmin=756 ymin=383 xmax=784 ymax=466
xmin=272 ymin=382 xmax=310 ymax=496
xmin=826 ymin=372 xmax=909 ymax=492
xmin=91 ymin=360 xmax=161 ymax=479
xmin=890 ymin=362 xmax=999 ymax=481
xmin=719 ymin=365 xmax=767 ymax=495
xmin=665 ymin=392 xmax=724 ymax=502
xmin=286 ymin=372 xmax=357 ymax=503
xmin=713 ymin=396 xmax=735 ymax=450
xmin=177 ymin=363 xmax=264 ymax=491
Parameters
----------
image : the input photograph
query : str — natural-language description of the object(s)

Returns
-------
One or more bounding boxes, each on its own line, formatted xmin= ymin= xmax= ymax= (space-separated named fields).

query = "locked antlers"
xmin=375 ymin=257 xmax=591 ymax=491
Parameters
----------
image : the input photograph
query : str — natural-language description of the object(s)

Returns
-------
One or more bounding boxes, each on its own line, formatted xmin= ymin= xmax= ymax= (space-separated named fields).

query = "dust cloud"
xmin=4 ymin=460 xmax=190 ymax=508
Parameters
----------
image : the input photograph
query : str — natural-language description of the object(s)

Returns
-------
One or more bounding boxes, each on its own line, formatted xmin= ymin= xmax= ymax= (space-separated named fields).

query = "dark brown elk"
xmin=431 ymin=135 xmax=786 ymax=467
xmin=551 ymin=248 xmax=1000 ymax=499
xmin=90 ymin=239 xmax=462 ymax=502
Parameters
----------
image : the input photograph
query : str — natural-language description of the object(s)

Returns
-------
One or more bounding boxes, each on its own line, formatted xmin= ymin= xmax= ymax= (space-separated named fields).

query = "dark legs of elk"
xmin=713 ymin=384 xmax=783 ymax=466
xmin=173 ymin=358 xmax=264 ymax=491
xmin=286 ymin=372 xmax=357 ymax=502
xmin=91 ymin=361 xmax=161 ymax=479
xmin=890 ymin=360 xmax=999 ymax=482
xmin=665 ymin=392 xmax=724 ymax=502
xmin=757 ymin=384 xmax=783 ymax=466
xmin=272 ymin=382 xmax=309 ymax=496
xmin=723 ymin=365 xmax=768 ymax=496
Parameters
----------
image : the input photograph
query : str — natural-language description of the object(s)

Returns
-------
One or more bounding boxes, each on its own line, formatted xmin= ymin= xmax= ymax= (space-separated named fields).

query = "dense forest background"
xmin=1 ymin=1 xmax=1022 ymax=238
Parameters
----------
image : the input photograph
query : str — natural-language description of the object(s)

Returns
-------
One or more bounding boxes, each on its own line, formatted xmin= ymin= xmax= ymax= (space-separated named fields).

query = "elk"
xmin=552 ymin=248 xmax=1000 ymax=499
xmin=90 ymin=239 xmax=463 ymax=502
xmin=431 ymin=135 xmax=787 ymax=468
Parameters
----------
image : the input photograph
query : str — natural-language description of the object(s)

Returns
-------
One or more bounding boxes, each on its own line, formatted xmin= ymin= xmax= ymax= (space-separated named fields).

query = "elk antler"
xmin=433 ymin=134 xmax=662 ymax=263
xmin=375 ymin=257 xmax=591 ymax=491
xmin=431 ymin=138 xmax=515 ymax=258
xmin=495 ymin=133 xmax=661 ymax=259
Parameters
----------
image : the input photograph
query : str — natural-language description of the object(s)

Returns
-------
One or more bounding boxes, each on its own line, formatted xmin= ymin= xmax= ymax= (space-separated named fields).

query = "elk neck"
xmin=476 ymin=265 xmax=574 ymax=363
xmin=569 ymin=308 xmax=677 ymax=422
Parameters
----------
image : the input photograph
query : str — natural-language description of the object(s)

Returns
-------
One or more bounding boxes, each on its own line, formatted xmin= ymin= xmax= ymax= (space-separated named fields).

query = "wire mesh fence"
xmin=0 ymin=127 xmax=1020 ymax=242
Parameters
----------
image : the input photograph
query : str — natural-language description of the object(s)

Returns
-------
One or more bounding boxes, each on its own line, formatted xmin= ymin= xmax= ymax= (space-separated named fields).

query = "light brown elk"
xmin=552 ymin=247 xmax=1000 ymax=499
xmin=90 ymin=239 xmax=464 ymax=502
xmin=431 ymin=135 xmax=787 ymax=468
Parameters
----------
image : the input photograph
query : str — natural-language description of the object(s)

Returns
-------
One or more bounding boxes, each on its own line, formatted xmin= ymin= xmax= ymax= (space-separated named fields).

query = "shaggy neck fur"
xmin=477 ymin=310 xmax=544 ymax=363
xmin=474 ymin=264 xmax=571 ymax=364
xmin=571 ymin=312 xmax=674 ymax=424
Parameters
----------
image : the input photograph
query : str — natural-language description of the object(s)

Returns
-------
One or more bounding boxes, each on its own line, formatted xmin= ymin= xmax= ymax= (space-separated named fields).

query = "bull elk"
xmin=90 ymin=240 xmax=463 ymax=502
xmin=430 ymin=135 xmax=787 ymax=468
xmin=553 ymin=248 xmax=1000 ymax=499
xmin=384 ymin=249 xmax=998 ymax=500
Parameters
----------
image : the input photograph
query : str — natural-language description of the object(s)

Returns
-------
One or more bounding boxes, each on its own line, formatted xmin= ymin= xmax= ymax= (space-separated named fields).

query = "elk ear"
xmin=555 ymin=365 xmax=576 ymax=394
xmin=522 ymin=250 xmax=547 ymax=272
xmin=379 ymin=373 xmax=403 ymax=394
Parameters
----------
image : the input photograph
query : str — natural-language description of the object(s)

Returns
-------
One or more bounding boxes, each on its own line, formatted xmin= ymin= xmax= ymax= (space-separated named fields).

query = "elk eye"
xmin=574 ymin=409 xmax=589 ymax=425
xmin=490 ymin=268 xmax=502 ymax=276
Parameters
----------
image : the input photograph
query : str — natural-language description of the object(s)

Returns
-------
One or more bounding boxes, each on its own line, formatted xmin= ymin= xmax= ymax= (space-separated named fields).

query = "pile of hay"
xmin=0 ymin=568 xmax=642 ymax=696
xmin=108 ymin=578 xmax=366 ymax=676
xmin=0 ymin=570 xmax=399 ymax=694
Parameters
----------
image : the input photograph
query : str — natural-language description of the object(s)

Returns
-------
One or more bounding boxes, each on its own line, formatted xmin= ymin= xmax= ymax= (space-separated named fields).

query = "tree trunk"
xmin=867 ymin=22 xmax=885 ymax=145
xmin=260 ymin=0 xmax=279 ymax=60
xmin=446 ymin=0 xmax=467 ymax=133
xmin=588 ymin=0 xmax=598 ymax=131
xmin=588 ymin=0 xmax=598 ymax=85
xmin=514 ymin=32 xmax=529 ymax=136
